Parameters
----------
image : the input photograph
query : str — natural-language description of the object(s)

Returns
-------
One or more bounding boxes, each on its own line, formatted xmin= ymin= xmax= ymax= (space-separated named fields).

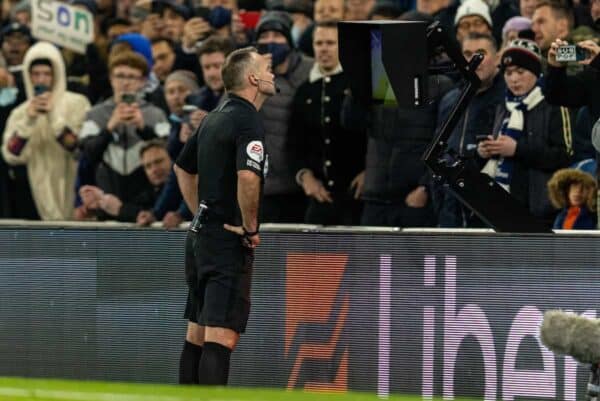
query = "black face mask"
xmin=256 ymin=42 xmax=291 ymax=68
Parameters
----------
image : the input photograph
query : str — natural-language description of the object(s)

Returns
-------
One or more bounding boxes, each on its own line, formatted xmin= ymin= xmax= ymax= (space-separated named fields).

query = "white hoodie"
xmin=1 ymin=42 xmax=91 ymax=220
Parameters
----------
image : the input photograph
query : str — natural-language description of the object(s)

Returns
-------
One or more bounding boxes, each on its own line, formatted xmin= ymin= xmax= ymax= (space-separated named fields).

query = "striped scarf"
xmin=487 ymin=85 xmax=544 ymax=192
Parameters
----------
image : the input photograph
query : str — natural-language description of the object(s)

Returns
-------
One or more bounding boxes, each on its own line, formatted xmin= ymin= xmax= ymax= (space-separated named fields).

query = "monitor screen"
xmin=370 ymin=28 xmax=397 ymax=107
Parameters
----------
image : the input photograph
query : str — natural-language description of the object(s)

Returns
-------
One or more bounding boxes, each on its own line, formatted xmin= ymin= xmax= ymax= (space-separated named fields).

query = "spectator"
xmin=255 ymin=11 xmax=313 ymax=223
xmin=103 ymin=18 xmax=135 ymax=43
xmin=151 ymin=37 xmax=177 ymax=83
xmin=315 ymin=0 xmax=344 ymax=21
xmin=297 ymin=0 xmax=344 ymax=57
xmin=10 ymin=0 xmax=30 ymax=26
xmin=548 ymin=168 xmax=597 ymax=229
xmin=290 ymin=22 xmax=366 ymax=225
xmin=370 ymin=1 xmax=406 ymax=20
xmin=531 ymin=0 xmax=573 ymax=55
xmin=501 ymin=16 xmax=532 ymax=49
xmin=436 ymin=32 xmax=505 ymax=227
xmin=520 ymin=0 xmax=537 ymax=19
xmin=135 ymin=0 xmax=166 ymax=40
xmin=1 ymin=42 xmax=91 ymax=220
xmin=192 ymin=36 xmax=231 ymax=113
xmin=285 ymin=0 xmax=313 ymax=47
xmin=545 ymin=35 xmax=600 ymax=222
xmin=0 ymin=65 xmax=31 ymax=219
xmin=345 ymin=0 xmax=376 ymax=20
xmin=79 ymin=140 xmax=172 ymax=222
xmin=0 ymin=22 xmax=32 ymax=69
xmin=478 ymin=39 xmax=572 ymax=226
xmin=454 ymin=0 xmax=494 ymax=43
xmin=160 ymin=0 xmax=190 ymax=43
xmin=78 ymin=51 xmax=170 ymax=216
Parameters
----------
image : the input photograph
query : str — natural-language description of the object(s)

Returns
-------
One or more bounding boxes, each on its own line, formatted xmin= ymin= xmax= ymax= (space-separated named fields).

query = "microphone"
xmin=257 ymin=78 xmax=280 ymax=93
xmin=540 ymin=310 xmax=600 ymax=364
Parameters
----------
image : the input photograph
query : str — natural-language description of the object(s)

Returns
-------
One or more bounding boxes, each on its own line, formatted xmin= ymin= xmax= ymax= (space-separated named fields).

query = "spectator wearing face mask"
xmin=254 ymin=11 xmax=313 ymax=223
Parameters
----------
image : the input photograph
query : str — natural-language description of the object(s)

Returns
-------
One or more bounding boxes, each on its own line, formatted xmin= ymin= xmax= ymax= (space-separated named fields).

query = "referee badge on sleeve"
xmin=246 ymin=141 xmax=264 ymax=162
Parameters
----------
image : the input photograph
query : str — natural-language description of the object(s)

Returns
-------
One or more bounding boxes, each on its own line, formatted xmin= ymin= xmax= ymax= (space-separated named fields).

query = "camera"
xmin=556 ymin=45 xmax=589 ymax=62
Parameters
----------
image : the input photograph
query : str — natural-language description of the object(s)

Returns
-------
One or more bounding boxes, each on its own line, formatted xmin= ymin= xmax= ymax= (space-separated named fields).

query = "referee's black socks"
xmin=179 ymin=340 xmax=203 ymax=384
xmin=198 ymin=342 xmax=232 ymax=385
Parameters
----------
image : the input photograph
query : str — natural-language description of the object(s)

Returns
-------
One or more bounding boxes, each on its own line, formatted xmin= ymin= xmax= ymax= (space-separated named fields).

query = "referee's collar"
xmin=227 ymin=93 xmax=257 ymax=111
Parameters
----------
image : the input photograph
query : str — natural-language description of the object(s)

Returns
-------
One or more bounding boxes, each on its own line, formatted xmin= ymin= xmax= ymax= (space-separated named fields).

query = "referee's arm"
xmin=174 ymin=163 xmax=198 ymax=213
xmin=237 ymin=170 xmax=260 ymax=233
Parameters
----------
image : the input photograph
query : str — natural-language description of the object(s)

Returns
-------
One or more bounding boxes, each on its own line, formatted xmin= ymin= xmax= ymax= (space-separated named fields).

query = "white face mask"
xmin=0 ymin=87 xmax=18 ymax=107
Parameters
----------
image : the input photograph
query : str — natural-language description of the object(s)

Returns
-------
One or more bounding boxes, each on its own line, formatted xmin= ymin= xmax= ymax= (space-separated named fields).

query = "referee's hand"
xmin=224 ymin=224 xmax=261 ymax=249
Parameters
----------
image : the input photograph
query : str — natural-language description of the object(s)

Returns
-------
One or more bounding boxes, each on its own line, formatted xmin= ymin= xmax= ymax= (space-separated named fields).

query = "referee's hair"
xmin=221 ymin=46 xmax=258 ymax=92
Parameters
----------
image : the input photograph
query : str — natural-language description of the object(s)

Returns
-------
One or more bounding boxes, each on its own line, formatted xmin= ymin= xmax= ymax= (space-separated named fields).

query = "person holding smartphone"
xmin=1 ymin=41 xmax=91 ymax=221
xmin=78 ymin=51 xmax=171 ymax=221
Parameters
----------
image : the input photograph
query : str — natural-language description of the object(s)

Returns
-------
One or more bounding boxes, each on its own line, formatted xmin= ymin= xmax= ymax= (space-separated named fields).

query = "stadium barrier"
xmin=0 ymin=221 xmax=598 ymax=400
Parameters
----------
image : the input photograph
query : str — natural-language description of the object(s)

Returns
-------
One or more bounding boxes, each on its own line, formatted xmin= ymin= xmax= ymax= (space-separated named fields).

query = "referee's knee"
xmin=186 ymin=322 xmax=205 ymax=346
xmin=205 ymin=326 xmax=240 ymax=350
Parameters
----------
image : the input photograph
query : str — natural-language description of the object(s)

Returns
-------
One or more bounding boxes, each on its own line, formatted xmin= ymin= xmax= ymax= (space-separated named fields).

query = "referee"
xmin=173 ymin=47 xmax=275 ymax=385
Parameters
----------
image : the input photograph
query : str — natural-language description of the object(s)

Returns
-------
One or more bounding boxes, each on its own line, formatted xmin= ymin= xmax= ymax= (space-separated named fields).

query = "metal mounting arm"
xmin=422 ymin=22 xmax=551 ymax=233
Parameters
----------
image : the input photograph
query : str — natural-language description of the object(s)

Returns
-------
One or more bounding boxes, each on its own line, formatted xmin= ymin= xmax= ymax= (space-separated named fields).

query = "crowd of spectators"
xmin=0 ymin=0 xmax=597 ymax=231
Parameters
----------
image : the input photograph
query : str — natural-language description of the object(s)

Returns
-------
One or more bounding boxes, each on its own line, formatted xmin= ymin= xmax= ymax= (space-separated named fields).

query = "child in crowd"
xmin=547 ymin=168 xmax=597 ymax=230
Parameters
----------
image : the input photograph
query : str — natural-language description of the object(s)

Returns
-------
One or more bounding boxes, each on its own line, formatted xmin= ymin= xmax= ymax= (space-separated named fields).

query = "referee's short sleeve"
xmin=236 ymin=124 xmax=265 ymax=177
xmin=175 ymin=133 xmax=198 ymax=174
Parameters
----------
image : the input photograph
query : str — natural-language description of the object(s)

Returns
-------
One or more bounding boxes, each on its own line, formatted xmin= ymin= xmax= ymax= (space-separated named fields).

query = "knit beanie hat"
xmin=454 ymin=0 xmax=493 ymax=28
xmin=501 ymin=38 xmax=542 ymax=77
xmin=501 ymin=16 xmax=532 ymax=38
xmin=254 ymin=11 xmax=294 ymax=46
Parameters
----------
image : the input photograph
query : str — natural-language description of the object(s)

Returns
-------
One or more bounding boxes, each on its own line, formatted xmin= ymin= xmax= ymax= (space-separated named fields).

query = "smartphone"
xmin=475 ymin=134 xmax=491 ymax=142
xmin=239 ymin=11 xmax=261 ymax=30
xmin=556 ymin=45 xmax=589 ymax=62
xmin=34 ymin=84 xmax=49 ymax=96
xmin=121 ymin=93 xmax=136 ymax=104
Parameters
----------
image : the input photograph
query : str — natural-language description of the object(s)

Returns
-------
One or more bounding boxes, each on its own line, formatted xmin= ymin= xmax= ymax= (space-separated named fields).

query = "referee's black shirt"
xmin=176 ymin=94 xmax=266 ymax=224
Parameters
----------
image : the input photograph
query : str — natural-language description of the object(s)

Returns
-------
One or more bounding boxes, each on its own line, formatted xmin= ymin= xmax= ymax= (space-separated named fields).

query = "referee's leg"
xmin=179 ymin=323 xmax=205 ymax=384
xmin=197 ymin=326 xmax=240 ymax=385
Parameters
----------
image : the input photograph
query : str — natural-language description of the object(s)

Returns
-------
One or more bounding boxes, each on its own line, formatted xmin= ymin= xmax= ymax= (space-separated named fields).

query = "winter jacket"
xmin=260 ymin=50 xmax=312 ymax=196
xmin=79 ymin=96 xmax=170 ymax=204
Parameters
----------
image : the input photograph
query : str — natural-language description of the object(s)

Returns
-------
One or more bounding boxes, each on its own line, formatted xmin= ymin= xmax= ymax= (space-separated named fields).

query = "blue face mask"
xmin=263 ymin=42 xmax=291 ymax=68
xmin=0 ymin=87 xmax=18 ymax=107
xmin=209 ymin=6 xmax=232 ymax=29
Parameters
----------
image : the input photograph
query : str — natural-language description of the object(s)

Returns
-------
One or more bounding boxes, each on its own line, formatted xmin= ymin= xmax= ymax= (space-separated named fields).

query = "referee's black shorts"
xmin=183 ymin=225 xmax=254 ymax=333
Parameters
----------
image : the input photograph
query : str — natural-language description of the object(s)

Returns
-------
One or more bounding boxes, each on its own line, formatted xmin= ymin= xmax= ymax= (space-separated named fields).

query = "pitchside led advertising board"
xmin=1 ymin=227 xmax=599 ymax=400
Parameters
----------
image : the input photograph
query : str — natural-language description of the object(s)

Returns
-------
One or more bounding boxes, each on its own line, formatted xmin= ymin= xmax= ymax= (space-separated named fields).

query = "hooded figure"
xmin=1 ymin=41 xmax=91 ymax=220
xmin=547 ymin=168 xmax=597 ymax=230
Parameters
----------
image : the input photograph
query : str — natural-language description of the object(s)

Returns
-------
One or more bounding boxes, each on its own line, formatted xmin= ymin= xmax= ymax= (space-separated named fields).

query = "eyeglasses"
xmin=112 ymin=73 xmax=143 ymax=82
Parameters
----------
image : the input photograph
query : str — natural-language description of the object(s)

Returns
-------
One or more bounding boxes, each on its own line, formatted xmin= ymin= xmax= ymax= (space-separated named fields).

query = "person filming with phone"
xmin=1 ymin=41 xmax=91 ymax=221
xmin=545 ymin=36 xmax=600 ymax=167
xmin=78 ymin=51 xmax=170 ymax=220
